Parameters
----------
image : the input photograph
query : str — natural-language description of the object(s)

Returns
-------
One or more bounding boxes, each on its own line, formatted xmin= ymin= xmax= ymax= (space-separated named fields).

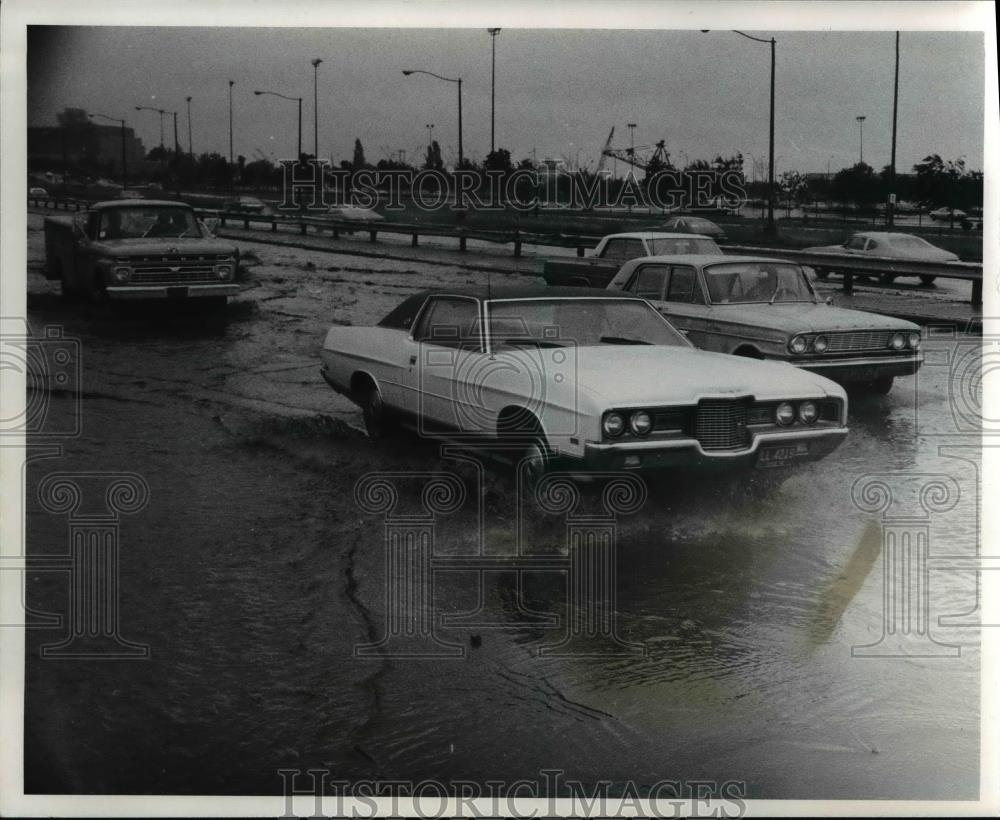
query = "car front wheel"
xmin=361 ymin=384 xmax=395 ymax=439
xmin=867 ymin=376 xmax=895 ymax=395
xmin=919 ymin=275 xmax=936 ymax=286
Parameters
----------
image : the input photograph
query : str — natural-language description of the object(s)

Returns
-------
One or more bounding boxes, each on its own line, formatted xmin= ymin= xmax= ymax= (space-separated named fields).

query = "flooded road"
xmin=22 ymin=213 xmax=981 ymax=799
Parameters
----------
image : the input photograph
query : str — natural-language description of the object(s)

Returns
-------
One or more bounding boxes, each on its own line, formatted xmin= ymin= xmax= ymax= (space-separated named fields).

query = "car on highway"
xmin=543 ymin=231 xmax=721 ymax=287
xmin=44 ymin=199 xmax=241 ymax=306
xmin=606 ymin=255 xmax=922 ymax=394
xmin=929 ymin=207 xmax=967 ymax=222
xmin=326 ymin=204 xmax=384 ymax=222
xmin=221 ymin=195 xmax=272 ymax=215
xmin=320 ymin=286 xmax=849 ymax=486
xmin=29 ymin=186 xmax=49 ymax=198
xmin=658 ymin=215 xmax=728 ymax=243
xmin=805 ymin=231 xmax=959 ymax=285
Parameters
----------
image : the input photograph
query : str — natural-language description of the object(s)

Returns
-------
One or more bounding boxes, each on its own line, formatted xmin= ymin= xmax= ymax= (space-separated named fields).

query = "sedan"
xmin=606 ymin=255 xmax=922 ymax=394
xmin=805 ymin=231 xmax=959 ymax=285
xmin=929 ymin=207 xmax=967 ymax=222
xmin=320 ymin=286 xmax=848 ymax=486
xmin=658 ymin=215 xmax=728 ymax=243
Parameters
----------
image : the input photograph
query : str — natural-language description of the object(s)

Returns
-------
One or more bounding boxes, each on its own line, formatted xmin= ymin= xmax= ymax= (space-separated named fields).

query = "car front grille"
xmin=824 ymin=331 xmax=893 ymax=352
xmin=695 ymin=398 xmax=751 ymax=451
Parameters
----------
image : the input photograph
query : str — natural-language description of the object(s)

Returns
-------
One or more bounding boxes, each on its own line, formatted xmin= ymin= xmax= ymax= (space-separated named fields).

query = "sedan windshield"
xmin=703 ymin=262 xmax=814 ymax=304
xmin=487 ymin=298 xmax=690 ymax=349
xmin=648 ymin=237 xmax=720 ymax=255
xmin=98 ymin=207 xmax=201 ymax=240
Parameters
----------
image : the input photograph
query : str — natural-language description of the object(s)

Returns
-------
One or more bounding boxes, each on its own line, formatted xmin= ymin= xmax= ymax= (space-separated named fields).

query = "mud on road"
xmin=22 ymin=214 xmax=981 ymax=799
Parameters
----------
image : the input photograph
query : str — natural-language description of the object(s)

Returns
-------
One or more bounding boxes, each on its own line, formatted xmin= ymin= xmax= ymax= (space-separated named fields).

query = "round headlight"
xmin=630 ymin=410 xmax=652 ymax=436
xmin=216 ymin=264 xmax=234 ymax=280
xmin=889 ymin=332 xmax=906 ymax=350
xmin=813 ymin=335 xmax=829 ymax=353
xmin=111 ymin=266 xmax=131 ymax=284
xmin=908 ymin=332 xmax=921 ymax=349
xmin=789 ymin=335 xmax=808 ymax=355
xmin=603 ymin=412 xmax=625 ymax=437
xmin=798 ymin=401 xmax=818 ymax=425
xmin=775 ymin=402 xmax=796 ymax=426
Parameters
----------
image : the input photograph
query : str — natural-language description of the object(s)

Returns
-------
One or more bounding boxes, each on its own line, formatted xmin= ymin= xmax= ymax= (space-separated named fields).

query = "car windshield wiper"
xmin=599 ymin=335 xmax=652 ymax=345
xmin=495 ymin=337 xmax=565 ymax=348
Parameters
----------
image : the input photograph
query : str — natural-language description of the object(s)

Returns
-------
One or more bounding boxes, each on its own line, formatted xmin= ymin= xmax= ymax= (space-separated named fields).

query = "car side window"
xmin=666 ymin=266 xmax=697 ymax=303
xmin=599 ymin=239 xmax=624 ymax=260
xmin=845 ymin=235 xmax=867 ymax=250
xmin=867 ymin=239 xmax=880 ymax=251
xmin=413 ymin=297 xmax=481 ymax=349
xmin=620 ymin=238 xmax=647 ymax=260
xmin=630 ymin=265 xmax=669 ymax=299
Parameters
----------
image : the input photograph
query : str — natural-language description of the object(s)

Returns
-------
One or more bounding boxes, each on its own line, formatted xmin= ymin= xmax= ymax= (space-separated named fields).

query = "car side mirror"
xmin=825 ymin=296 xmax=833 ymax=305
xmin=71 ymin=217 xmax=87 ymax=240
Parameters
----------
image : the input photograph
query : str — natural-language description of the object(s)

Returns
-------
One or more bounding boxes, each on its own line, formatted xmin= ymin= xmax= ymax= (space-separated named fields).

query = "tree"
xmin=830 ymin=162 xmax=880 ymax=208
xmin=423 ymin=140 xmax=444 ymax=171
xmin=351 ymin=138 xmax=367 ymax=171
xmin=483 ymin=148 xmax=513 ymax=173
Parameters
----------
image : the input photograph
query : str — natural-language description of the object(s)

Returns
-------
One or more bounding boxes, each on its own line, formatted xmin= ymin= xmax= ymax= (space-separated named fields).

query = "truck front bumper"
xmin=105 ymin=284 xmax=241 ymax=300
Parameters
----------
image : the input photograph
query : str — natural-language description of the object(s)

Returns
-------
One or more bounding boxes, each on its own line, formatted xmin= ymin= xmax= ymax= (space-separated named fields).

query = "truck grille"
xmin=824 ymin=331 xmax=893 ymax=352
xmin=130 ymin=267 xmax=217 ymax=284
xmin=695 ymin=398 xmax=751 ymax=451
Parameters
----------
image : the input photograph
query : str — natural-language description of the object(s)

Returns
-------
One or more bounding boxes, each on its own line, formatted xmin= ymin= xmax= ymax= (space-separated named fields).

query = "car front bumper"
xmin=106 ymin=283 xmax=240 ymax=300
xmin=580 ymin=426 xmax=848 ymax=473
xmin=797 ymin=352 xmax=923 ymax=382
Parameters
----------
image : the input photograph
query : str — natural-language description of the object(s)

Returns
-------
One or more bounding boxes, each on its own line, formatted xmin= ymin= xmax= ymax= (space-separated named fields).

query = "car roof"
xmin=92 ymin=199 xmax=190 ymax=210
xmin=621 ymin=254 xmax=790 ymax=267
xmin=602 ymin=231 xmax=713 ymax=241
xmin=854 ymin=231 xmax=927 ymax=240
xmin=411 ymin=285 xmax=647 ymax=302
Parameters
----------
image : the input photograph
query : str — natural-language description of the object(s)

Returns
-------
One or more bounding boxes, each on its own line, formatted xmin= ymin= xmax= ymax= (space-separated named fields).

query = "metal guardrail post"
xmin=513 ymin=230 xmax=522 ymax=258
xmin=243 ymin=217 xmax=250 ymax=230
xmin=972 ymin=279 xmax=982 ymax=306
xmin=843 ymin=272 xmax=854 ymax=295
xmin=271 ymin=219 xmax=277 ymax=232
xmin=577 ymin=247 xmax=585 ymax=257
xmin=459 ymin=236 xmax=467 ymax=251
xmin=369 ymin=230 xmax=377 ymax=243
xmin=300 ymin=221 xmax=307 ymax=236
xmin=412 ymin=234 xmax=419 ymax=247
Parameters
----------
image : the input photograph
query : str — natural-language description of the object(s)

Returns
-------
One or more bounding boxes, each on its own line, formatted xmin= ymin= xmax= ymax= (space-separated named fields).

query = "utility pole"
xmin=186 ymin=96 xmax=193 ymax=156
xmin=488 ymin=28 xmax=501 ymax=154
xmin=888 ymin=32 xmax=900 ymax=226
xmin=856 ymin=115 xmax=866 ymax=164
xmin=311 ymin=58 xmax=323 ymax=159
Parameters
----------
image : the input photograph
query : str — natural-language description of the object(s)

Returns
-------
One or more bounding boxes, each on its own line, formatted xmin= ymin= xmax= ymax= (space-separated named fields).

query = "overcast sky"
xmin=27 ymin=26 xmax=985 ymax=175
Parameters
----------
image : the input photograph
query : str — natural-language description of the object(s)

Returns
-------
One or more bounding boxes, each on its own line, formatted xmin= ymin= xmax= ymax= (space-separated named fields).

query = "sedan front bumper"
xmin=581 ymin=426 xmax=848 ymax=473
xmin=797 ymin=352 xmax=923 ymax=382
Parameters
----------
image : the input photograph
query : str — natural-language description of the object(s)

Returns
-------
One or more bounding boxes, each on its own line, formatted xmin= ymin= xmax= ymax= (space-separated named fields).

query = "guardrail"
xmin=28 ymin=197 xmax=983 ymax=305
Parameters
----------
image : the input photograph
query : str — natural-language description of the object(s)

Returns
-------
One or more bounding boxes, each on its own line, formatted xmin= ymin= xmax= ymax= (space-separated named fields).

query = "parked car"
xmin=320 ymin=286 xmax=848 ymax=485
xmin=29 ymin=186 xmax=49 ymax=198
xmin=929 ymin=207 xmax=967 ymax=222
xmin=119 ymin=189 xmax=145 ymax=200
xmin=222 ymin=195 xmax=272 ymax=215
xmin=805 ymin=231 xmax=959 ymax=285
xmin=543 ymin=232 xmax=721 ymax=288
xmin=606 ymin=255 xmax=922 ymax=394
xmin=658 ymin=215 xmax=728 ymax=243
xmin=44 ymin=200 xmax=240 ymax=306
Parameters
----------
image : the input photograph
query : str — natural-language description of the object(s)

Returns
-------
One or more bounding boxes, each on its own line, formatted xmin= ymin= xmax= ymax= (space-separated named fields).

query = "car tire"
xmin=919 ymin=275 xmax=937 ymax=286
xmin=519 ymin=435 xmax=552 ymax=500
xmin=361 ymin=383 xmax=395 ymax=440
xmin=868 ymin=376 xmax=895 ymax=395
xmin=879 ymin=273 xmax=897 ymax=285
xmin=200 ymin=296 xmax=229 ymax=312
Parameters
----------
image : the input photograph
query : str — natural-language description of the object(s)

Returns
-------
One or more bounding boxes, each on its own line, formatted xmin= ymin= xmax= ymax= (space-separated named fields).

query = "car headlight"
xmin=775 ymin=402 xmax=796 ymax=426
xmin=603 ymin=412 xmax=625 ymax=438
xmin=630 ymin=410 xmax=652 ymax=436
xmin=216 ymin=264 xmax=234 ymax=280
xmin=813 ymin=335 xmax=828 ymax=353
xmin=798 ymin=401 xmax=818 ymax=425
xmin=789 ymin=335 xmax=808 ymax=355
xmin=908 ymin=332 xmax=921 ymax=349
xmin=111 ymin=266 xmax=131 ymax=284
xmin=889 ymin=332 xmax=906 ymax=350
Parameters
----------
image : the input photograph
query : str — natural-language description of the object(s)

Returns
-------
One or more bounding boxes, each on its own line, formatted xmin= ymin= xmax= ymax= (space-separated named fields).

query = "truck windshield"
xmin=98 ymin=207 xmax=201 ymax=240
xmin=487 ymin=298 xmax=690 ymax=349
xmin=703 ymin=262 xmax=814 ymax=304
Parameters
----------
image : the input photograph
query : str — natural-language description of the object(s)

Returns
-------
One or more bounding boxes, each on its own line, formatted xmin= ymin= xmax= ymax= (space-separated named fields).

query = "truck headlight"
xmin=603 ymin=412 xmax=625 ymax=438
xmin=889 ymin=332 xmax=906 ymax=350
xmin=629 ymin=410 xmax=652 ymax=436
xmin=215 ymin=264 xmax=234 ymax=280
xmin=111 ymin=266 xmax=132 ymax=284
xmin=789 ymin=335 xmax=808 ymax=355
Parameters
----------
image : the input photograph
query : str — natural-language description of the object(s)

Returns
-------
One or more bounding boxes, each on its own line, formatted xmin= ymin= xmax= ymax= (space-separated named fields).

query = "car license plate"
xmin=166 ymin=286 xmax=189 ymax=299
xmin=757 ymin=442 xmax=810 ymax=468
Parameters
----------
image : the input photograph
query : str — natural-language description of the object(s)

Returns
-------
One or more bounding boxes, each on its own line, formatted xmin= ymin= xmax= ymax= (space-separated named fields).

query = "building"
xmin=28 ymin=122 xmax=145 ymax=177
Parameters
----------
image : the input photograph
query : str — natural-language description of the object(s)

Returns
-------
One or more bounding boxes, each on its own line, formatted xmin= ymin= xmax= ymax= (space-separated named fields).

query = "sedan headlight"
xmin=813 ymin=335 xmax=829 ymax=353
xmin=789 ymin=335 xmax=808 ymax=355
xmin=908 ymin=332 xmax=921 ymax=349
xmin=603 ymin=412 xmax=625 ymax=438
xmin=216 ymin=264 xmax=234 ymax=280
xmin=889 ymin=332 xmax=906 ymax=350
xmin=629 ymin=410 xmax=652 ymax=436
xmin=111 ymin=266 xmax=132 ymax=284
xmin=775 ymin=402 xmax=796 ymax=426
xmin=798 ymin=401 xmax=818 ymax=425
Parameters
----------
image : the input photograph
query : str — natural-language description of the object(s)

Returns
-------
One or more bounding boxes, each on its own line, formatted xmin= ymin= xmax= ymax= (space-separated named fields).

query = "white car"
xmin=320 ymin=286 xmax=849 ymax=485
xmin=805 ymin=231 xmax=959 ymax=285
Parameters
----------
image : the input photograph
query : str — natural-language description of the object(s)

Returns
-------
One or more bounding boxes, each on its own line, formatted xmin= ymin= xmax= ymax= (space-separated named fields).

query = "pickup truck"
xmin=44 ymin=199 xmax=241 ymax=306
xmin=542 ymin=231 xmax=721 ymax=287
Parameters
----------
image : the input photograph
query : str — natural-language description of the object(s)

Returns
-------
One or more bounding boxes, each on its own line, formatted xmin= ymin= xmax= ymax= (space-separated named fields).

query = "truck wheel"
xmin=89 ymin=272 xmax=108 ymax=304
xmin=200 ymin=296 xmax=229 ymax=312
xmin=53 ymin=261 xmax=79 ymax=300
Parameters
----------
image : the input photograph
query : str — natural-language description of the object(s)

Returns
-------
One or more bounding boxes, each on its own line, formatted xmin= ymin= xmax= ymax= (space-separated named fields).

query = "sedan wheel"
xmin=868 ymin=376 xmax=895 ymax=395
xmin=919 ymin=275 xmax=937 ymax=286
xmin=879 ymin=273 xmax=897 ymax=285
xmin=361 ymin=385 xmax=393 ymax=440
xmin=520 ymin=436 xmax=551 ymax=500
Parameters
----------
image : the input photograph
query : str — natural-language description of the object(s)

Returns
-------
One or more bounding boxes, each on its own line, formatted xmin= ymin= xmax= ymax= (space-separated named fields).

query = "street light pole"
xmin=402 ymin=70 xmax=463 ymax=169
xmin=888 ymin=32 xmax=900 ymax=227
xmin=254 ymin=89 xmax=303 ymax=161
xmin=135 ymin=105 xmax=166 ymax=149
xmin=488 ymin=28 xmax=501 ymax=154
xmin=311 ymin=58 xmax=323 ymax=159
xmin=186 ymin=96 xmax=193 ymax=156
xmin=90 ymin=113 xmax=128 ymax=190
xmin=228 ymin=80 xmax=234 ymax=168
xmin=856 ymin=115 xmax=866 ymax=165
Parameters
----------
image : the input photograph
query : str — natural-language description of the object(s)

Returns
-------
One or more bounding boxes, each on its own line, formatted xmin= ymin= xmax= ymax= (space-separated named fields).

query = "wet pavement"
xmin=22 ymin=213 xmax=982 ymax=799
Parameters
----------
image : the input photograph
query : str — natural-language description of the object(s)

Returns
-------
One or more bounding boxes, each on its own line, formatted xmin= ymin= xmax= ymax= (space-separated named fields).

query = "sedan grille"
xmin=695 ymin=398 xmax=751 ymax=451
xmin=824 ymin=331 xmax=893 ymax=352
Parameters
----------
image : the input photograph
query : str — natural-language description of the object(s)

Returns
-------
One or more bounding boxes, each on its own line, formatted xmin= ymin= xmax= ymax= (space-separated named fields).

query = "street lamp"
xmin=704 ymin=30 xmax=777 ymax=234
xmin=888 ymin=31 xmax=900 ymax=226
xmin=426 ymin=123 xmax=435 ymax=147
xmin=311 ymin=58 xmax=323 ymax=159
xmin=403 ymin=69 xmax=463 ymax=169
xmin=228 ymin=80 xmax=235 ymax=170
xmin=487 ymin=28 xmax=501 ymax=154
xmin=856 ymin=115 xmax=866 ymax=164
xmin=89 ymin=113 xmax=128 ymax=190
xmin=254 ymin=89 xmax=303 ymax=161
xmin=186 ymin=96 xmax=193 ymax=156
xmin=135 ymin=105 xmax=166 ymax=149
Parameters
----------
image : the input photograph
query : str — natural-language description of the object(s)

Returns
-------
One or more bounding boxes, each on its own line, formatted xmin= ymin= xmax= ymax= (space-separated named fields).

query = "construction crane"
xmin=600 ymin=128 xmax=672 ymax=173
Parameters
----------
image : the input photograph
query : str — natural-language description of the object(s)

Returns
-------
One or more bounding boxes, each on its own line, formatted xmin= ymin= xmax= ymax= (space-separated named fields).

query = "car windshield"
xmin=648 ymin=237 xmax=720 ymax=255
xmin=487 ymin=298 xmax=689 ymax=349
xmin=98 ymin=207 xmax=201 ymax=240
xmin=703 ymin=262 xmax=814 ymax=304
xmin=890 ymin=236 xmax=932 ymax=249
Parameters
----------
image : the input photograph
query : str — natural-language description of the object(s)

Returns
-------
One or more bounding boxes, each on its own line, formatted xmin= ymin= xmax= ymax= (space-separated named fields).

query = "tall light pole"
xmin=403 ymin=69 xmax=463 ymax=169
xmin=254 ymin=89 xmax=303 ymax=161
xmin=228 ymin=80 xmax=234 ymax=169
xmin=89 ymin=113 xmax=127 ymax=190
xmin=426 ymin=123 xmax=434 ymax=149
xmin=888 ymin=32 xmax=900 ymax=226
xmin=856 ymin=115 xmax=866 ymax=165
xmin=135 ymin=105 xmax=166 ymax=149
xmin=487 ymin=28 xmax=501 ymax=154
xmin=185 ymin=96 xmax=193 ymax=157
xmin=311 ymin=58 xmax=323 ymax=159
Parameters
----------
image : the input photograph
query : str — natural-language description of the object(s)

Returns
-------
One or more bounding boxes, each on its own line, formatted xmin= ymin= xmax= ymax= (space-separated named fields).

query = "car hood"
xmin=92 ymin=237 xmax=239 ymax=256
xmin=569 ymin=345 xmax=841 ymax=406
xmin=708 ymin=302 xmax=919 ymax=333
